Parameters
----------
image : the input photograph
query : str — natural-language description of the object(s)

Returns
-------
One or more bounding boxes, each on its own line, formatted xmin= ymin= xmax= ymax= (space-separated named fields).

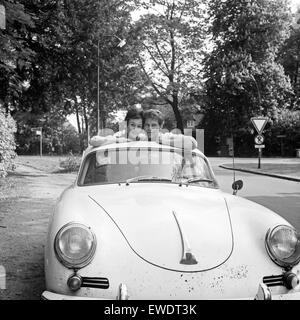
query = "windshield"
xmin=78 ymin=147 xmax=218 ymax=188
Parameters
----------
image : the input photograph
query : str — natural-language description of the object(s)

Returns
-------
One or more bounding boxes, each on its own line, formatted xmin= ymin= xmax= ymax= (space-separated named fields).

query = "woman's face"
xmin=127 ymin=118 xmax=143 ymax=134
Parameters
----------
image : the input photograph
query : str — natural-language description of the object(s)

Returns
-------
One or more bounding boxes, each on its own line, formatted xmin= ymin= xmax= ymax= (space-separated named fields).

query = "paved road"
xmin=0 ymin=165 xmax=76 ymax=300
xmin=209 ymin=158 xmax=300 ymax=231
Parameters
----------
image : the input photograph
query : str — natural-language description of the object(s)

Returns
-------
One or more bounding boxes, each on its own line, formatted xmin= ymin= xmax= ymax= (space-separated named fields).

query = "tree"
xmin=1 ymin=0 xmax=146 ymax=153
xmin=0 ymin=0 xmax=35 ymax=111
xmin=0 ymin=107 xmax=16 ymax=177
xmin=47 ymin=0 xmax=146 ymax=142
xmin=203 ymin=0 xmax=293 ymax=145
xmin=279 ymin=7 xmax=300 ymax=110
xmin=0 ymin=0 xmax=71 ymax=156
xmin=133 ymin=0 xmax=207 ymax=132
xmin=0 ymin=0 xmax=35 ymax=171
xmin=264 ymin=109 xmax=300 ymax=156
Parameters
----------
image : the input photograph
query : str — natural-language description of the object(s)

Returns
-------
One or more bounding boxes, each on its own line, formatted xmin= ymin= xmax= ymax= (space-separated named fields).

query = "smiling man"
xmin=143 ymin=109 xmax=197 ymax=150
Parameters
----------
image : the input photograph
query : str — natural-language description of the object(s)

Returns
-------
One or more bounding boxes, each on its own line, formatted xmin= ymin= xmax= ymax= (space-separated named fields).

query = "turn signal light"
xmin=283 ymin=272 xmax=300 ymax=290
xmin=67 ymin=274 xmax=82 ymax=291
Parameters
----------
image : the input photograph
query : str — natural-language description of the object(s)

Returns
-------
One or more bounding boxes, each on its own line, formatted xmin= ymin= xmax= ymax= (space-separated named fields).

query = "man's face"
xmin=144 ymin=118 xmax=161 ymax=140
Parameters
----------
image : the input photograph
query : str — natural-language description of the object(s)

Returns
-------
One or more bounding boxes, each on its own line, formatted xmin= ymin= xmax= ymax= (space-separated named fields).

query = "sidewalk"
xmin=218 ymin=158 xmax=300 ymax=182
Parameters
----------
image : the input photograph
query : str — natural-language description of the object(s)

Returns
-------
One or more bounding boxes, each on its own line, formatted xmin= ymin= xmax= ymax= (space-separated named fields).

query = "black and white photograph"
xmin=0 ymin=0 xmax=300 ymax=304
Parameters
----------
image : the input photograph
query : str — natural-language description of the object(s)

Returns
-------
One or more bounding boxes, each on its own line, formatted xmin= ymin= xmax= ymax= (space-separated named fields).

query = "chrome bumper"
xmin=42 ymin=283 xmax=129 ymax=300
xmin=42 ymin=280 xmax=300 ymax=300
xmin=254 ymin=283 xmax=300 ymax=300
xmin=42 ymin=291 xmax=104 ymax=300
xmin=42 ymin=286 xmax=300 ymax=300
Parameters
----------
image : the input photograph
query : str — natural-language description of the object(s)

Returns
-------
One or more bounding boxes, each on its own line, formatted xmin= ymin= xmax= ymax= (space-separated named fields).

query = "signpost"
xmin=251 ymin=117 xmax=269 ymax=169
xmin=31 ymin=127 xmax=43 ymax=157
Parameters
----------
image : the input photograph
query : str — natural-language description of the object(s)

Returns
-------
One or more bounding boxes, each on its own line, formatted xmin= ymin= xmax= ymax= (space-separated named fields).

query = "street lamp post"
xmin=31 ymin=127 xmax=43 ymax=157
xmin=96 ymin=35 xmax=126 ymax=134
xmin=97 ymin=40 xmax=100 ymax=134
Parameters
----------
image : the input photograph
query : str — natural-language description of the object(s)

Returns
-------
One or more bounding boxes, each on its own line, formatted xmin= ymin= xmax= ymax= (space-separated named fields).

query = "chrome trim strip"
xmin=81 ymin=277 xmax=109 ymax=289
xmin=172 ymin=211 xmax=198 ymax=265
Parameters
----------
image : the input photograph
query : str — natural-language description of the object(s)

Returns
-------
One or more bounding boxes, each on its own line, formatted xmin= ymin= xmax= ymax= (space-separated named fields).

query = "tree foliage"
xmin=203 ymin=0 xmax=293 ymax=142
xmin=279 ymin=7 xmax=300 ymax=110
xmin=50 ymin=0 xmax=146 ymax=137
xmin=1 ymin=0 xmax=147 ymax=154
xmin=264 ymin=109 xmax=300 ymax=156
xmin=1 ymin=0 xmax=299 ymax=159
xmin=133 ymin=0 xmax=207 ymax=131
xmin=0 ymin=0 xmax=35 ymax=110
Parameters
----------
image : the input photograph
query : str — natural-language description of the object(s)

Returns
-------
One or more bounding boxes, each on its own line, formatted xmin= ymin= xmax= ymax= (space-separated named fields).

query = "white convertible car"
xmin=42 ymin=141 xmax=300 ymax=300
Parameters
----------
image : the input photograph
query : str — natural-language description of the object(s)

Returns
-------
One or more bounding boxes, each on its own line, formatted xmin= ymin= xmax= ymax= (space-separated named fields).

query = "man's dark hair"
xmin=124 ymin=106 xmax=143 ymax=124
xmin=143 ymin=109 xmax=164 ymax=126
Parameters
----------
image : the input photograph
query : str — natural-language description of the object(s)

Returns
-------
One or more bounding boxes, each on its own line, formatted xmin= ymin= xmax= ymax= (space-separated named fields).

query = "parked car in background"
xmin=42 ymin=141 xmax=300 ymax=300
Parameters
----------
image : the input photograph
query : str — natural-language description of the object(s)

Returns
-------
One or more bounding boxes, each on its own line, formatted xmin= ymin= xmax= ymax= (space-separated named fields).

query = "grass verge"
xmin=15 ymin=155 xmax=81 ymax=173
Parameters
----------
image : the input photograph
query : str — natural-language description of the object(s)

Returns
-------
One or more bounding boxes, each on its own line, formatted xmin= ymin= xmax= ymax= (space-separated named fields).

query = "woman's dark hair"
xmin=124 ymin=106 xmax=144 ymax=124
xmin=143 ymin=109 xmax=164 ymax=126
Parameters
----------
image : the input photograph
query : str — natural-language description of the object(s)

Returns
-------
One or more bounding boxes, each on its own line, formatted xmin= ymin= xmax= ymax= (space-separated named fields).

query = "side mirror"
xmin=232 ymin=180 xmax=243 ymax=195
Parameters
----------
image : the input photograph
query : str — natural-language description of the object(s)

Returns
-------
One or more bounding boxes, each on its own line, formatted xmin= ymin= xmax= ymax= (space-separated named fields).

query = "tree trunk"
xmin=101 ymin=109 xmax=106 ymax=130
xmin=75 ymin=102 xmax=84 ymax=153
xmin=171 ymin=92 xmax=184 ymax=132
xmin=83 ymin=103 xmax=89 ymax=142
xmin=75 ymin=102 xmax=81 ymax=135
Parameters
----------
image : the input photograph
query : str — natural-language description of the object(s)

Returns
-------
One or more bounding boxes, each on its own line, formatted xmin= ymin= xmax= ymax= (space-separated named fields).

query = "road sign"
xmin=255 ymin=144 xmax=265 ymax=148
xmin=254 ymin=134 xmax=264 ymax=145
xmin=251 ymin=117 xmax=269 ymax=134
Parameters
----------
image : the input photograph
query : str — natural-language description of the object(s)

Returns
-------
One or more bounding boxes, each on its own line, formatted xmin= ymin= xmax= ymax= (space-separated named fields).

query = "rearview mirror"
xmin=232 ymin=180 xmax=243 ymax=195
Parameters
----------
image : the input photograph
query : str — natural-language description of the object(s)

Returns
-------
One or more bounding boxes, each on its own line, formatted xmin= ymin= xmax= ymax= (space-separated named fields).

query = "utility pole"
xmin=40 ymin=127 xmax=43 ymax=157
xmin=97 ymin=40 xmax=100 ymax=134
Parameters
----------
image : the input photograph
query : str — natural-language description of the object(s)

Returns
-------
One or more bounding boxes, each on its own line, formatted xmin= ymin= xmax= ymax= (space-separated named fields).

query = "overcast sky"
xmin=291 ymin=0 xmax=300 ymax=11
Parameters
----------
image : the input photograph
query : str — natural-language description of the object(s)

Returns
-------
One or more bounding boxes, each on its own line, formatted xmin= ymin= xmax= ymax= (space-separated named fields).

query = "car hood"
xmin=89 ymin=184 xmax=233 ymax=272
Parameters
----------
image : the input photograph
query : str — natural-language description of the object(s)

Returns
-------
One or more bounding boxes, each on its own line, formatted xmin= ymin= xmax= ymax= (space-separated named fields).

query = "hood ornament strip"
xmin=172 ymin=211 xmax=198 ymax=265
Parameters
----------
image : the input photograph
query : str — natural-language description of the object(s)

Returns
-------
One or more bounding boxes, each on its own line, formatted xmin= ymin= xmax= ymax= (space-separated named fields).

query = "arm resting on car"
xmin=159 ymin=133 xmax=198 ymax=150
xmin=89 ymin=134 xmax=128 ymax=147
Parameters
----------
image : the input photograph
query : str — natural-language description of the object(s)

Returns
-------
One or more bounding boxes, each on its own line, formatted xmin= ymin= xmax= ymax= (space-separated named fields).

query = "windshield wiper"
xmin=184 ymin=178 xmax=214 ymax=185
xmin=126 ymin=176 xmax=172 ymax=185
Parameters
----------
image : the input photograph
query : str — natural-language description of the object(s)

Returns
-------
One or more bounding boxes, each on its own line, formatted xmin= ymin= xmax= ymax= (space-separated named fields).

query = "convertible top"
xmin=83 ymin=140 xmax=204 ymax=158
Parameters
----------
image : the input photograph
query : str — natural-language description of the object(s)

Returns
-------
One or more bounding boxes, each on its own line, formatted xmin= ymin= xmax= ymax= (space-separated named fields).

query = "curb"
xmin=219 ymin=165 xmax=300 ymax=182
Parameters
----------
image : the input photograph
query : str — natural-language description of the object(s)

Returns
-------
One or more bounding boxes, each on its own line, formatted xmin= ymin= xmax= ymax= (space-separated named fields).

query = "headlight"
xmin=266 ymin=225 xmax=300 ymax=268
xmin=54 ymin=223 xmax=96 ymax=269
